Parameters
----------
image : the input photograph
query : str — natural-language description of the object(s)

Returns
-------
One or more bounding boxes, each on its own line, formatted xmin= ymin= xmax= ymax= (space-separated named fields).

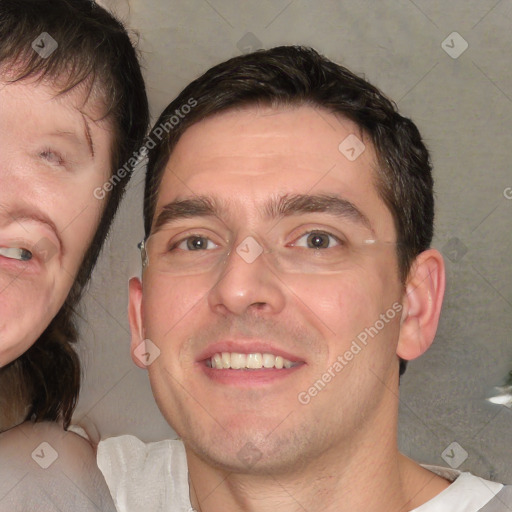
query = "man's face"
xmin=0 ymin=76 xmax=112 ymax=365
xmin=131 ymin=105 xmax=407 ymax=472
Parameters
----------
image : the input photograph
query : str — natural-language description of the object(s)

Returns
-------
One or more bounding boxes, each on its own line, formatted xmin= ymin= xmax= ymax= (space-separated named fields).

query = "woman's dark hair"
xmin=0 ymin=0 xmax=149 ymax=430
xmin=144 ymin=46 xmax=435 ymax=377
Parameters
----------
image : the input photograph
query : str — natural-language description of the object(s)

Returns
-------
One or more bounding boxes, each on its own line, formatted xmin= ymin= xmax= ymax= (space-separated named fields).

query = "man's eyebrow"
xmin=153 ymin=197 xmax=220 ymax=233
xmin=152 ymin=194 xmax=374 ymax=234
xmin=265 ymin=194 xmax=374 ymax=232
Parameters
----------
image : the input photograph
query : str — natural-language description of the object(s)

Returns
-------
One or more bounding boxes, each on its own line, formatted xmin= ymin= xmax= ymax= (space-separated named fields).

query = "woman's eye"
xmin=176 ymin=236 xmax=218 ymax=251
xmin=39 ymin=148 xmax=64 ymax=166
xmin=293 ymin=231 xmax=341 ymax=249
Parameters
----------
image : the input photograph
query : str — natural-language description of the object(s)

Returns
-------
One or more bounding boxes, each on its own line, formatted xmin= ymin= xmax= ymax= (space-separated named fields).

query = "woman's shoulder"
xmin=1 ymin=419 xmax=88 ymax=447
xmin=0 ymin=421 xmax=116 ymax=512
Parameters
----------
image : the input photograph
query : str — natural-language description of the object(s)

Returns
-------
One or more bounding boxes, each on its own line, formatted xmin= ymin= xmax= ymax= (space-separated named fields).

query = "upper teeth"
xmin=209 ymin=352 xmax=296 ymax=370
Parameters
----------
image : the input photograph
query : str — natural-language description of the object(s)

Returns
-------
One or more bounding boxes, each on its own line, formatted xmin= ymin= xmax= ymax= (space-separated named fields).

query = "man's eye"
xmin=39 ymin=148 xmax=65 ymax=166
xmin=176 ymin=236 xmax=218 ymax=251
xmin=293 ymin=231 xmax=341 ymax=249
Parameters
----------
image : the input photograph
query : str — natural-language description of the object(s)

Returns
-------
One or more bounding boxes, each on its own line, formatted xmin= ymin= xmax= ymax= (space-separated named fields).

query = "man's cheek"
xmin=143 ymin=288 xmax=189 ymax=339
xmin=319 ymin=282 xmax=367 ymax=326
xmin=282 ymin=275 xmax=342 ymax=318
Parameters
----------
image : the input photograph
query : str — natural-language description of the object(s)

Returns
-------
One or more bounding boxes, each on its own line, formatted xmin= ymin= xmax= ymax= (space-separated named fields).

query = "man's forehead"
xmin=160 ymin=108 xmax=374 ymax=196
xmin=154 ymin=105 xmax=381 ymax=216
xmin=169 ymin=104 xmax=373 ymax=164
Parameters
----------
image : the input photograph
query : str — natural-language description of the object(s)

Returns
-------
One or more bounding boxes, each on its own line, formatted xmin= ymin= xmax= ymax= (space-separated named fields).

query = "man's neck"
xmin=186 ymin=442 xmax=451 ymax=512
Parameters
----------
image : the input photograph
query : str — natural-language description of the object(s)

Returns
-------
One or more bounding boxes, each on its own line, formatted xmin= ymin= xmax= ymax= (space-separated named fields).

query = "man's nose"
xmin=207 ymin=236 xmax=286 ymax=317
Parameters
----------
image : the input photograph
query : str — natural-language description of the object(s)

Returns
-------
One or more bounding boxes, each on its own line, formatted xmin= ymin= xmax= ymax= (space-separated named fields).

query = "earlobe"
xmin=396 ymin=249 xmax=446 ymax=361
xmin=128 ymin=277 xmax=147 ymax=369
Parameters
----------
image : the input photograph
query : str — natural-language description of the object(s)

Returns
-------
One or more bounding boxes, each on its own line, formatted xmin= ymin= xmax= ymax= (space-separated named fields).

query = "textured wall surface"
xmin=74 ymin=0 xmax=512 ymax=483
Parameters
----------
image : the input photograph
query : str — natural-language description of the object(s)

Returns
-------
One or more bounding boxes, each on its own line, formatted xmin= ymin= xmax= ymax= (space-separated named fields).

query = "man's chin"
xmin=184 ymin=425 xmax=310 ymax=476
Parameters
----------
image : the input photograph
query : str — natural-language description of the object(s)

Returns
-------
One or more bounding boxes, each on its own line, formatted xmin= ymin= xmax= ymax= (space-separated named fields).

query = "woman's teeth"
xmin=209 ymin=352 xmax=297 ymax=370
xmin=0 ymin=247 xmax=33 ymax=261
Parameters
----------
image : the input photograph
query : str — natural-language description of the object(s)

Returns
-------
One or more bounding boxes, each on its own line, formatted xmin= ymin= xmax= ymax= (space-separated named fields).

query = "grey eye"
xmin=176 ymin=236 xmax=217 ymax=251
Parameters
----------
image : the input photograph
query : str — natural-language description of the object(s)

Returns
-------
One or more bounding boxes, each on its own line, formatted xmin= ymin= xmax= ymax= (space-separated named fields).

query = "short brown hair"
xmin=0 ymin=0 xmax=149 ymax=430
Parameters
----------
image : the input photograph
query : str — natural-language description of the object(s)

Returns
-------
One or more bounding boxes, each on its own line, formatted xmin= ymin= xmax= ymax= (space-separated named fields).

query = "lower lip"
xmin=199 ymin=363 xmax=304 ymax=386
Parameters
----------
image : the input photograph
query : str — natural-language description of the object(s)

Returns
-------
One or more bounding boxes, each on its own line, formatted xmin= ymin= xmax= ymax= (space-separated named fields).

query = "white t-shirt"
xmin=97 ymin=435 xmax=506 ymax=512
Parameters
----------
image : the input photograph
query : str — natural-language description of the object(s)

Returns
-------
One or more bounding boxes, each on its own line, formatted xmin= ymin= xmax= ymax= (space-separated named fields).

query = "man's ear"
xmin=396 ymin=249 xmax=446 ymax=361
xmin=128 ymin=277 xmax=146 ymax=369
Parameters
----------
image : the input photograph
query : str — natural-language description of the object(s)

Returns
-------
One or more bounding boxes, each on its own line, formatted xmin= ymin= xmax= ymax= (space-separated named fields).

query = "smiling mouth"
xmin=206 ymin=352 xmax=301 ymax=370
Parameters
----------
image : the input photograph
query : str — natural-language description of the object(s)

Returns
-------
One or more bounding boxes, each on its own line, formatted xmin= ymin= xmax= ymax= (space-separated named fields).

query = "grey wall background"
xmin=73 ymin=0 xmax=512 ymax=483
